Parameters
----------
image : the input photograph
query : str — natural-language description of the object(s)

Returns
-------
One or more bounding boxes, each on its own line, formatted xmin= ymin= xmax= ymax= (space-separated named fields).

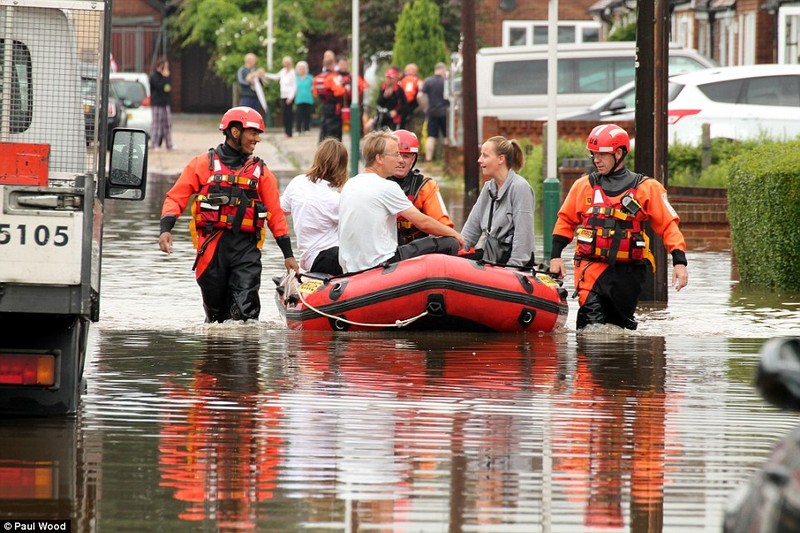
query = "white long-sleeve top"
xmin=265 ymin=67 xmax=297 ymax=100
xmin=280 ymin=174 xmax=340 ymax=271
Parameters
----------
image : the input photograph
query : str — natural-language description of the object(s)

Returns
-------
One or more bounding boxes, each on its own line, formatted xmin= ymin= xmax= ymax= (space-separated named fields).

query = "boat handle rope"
xmin=296 ymin=289 xmax=429 ymax=328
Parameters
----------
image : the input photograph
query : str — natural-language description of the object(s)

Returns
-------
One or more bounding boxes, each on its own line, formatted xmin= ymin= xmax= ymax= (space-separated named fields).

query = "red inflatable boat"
xmin=274 ymin=254 xmax=569 ymax=333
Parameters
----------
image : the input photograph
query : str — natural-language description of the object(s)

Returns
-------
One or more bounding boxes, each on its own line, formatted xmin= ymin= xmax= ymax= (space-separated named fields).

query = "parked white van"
xmin=476 ymin=41 xmax=716 ymax=131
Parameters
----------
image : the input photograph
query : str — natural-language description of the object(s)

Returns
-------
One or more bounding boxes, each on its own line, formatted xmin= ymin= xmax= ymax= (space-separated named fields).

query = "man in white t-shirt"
xmin=338 ymin=131 xmax=464 ymax=273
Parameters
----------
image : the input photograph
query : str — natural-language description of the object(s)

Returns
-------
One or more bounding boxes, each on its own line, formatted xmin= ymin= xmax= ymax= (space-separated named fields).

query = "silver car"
xmin=110 ymin=72 xmax=152 ymax=136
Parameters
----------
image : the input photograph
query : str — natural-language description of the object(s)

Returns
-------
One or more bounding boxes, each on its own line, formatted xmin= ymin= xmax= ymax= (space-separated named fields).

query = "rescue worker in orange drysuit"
xmin=549 ymin=124 xmax=689 ymax=330
xmin=388 ymin=129 xmax=454 ymax=245
xmin=158 ymin=106 xmax=299 ymax=322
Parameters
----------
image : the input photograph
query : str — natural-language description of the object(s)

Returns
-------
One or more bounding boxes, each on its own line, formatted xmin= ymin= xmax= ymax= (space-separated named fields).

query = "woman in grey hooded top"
xmin=461 ymin=136 xmax=536 ymax=267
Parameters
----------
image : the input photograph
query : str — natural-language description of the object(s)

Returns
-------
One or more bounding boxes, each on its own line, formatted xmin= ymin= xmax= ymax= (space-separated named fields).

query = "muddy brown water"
xmin=2 ymin=174 xmax=797 ymax=532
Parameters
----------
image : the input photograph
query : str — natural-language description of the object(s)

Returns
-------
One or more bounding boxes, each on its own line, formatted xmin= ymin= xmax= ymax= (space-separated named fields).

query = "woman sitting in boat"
xmin=460 ymin=135 xmax=536 ymax=268
xmin=280 ymin=138 xmax=348 ymax=275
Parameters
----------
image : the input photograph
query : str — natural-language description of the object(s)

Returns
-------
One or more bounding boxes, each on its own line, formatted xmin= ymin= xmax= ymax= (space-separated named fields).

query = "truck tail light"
xmin=142 ymin=96 xmax=151 ymax=107
xmin=0 ymin=354 xmax=56 ymax=386
xmin=0 ymin=464 xmax=55 ymax=499
xmin=107 ymin=101 xmax=117 ymax=119
xmin=667 ymin=109 xmax=701 ymax=125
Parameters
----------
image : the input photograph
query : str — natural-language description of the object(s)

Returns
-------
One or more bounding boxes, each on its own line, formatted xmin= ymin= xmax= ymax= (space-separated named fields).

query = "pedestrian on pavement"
xmin=149 ymin=58 xmax=174 ymax=151
xmin=313 ymin=55 xmax=337 ymax=142
xmin=318 ymin=57 xmax=368 ymax=142
xmin=399 ymin=63 xmax=422 ymax=133
xmin=237 ymin=53 xmax=267 ymax=118
xmin=460 ymin=136 xmax=536 ymax=268
xmin=549 ymin=123 xmax=689 ymax=330
xmin=158 ymin=106 xmax=299 ymax=323
xmin=388 ymin=129 xmax=453 ymax=245
xmin=294 ymin=60 xmax=314 ymax=135
xmin=374 ymin=67 xmax=407 ymax=131
xmin=265 ymin=55 xmax=297 ymax=138
xmin=337 ymin=130 xmax=463 ymax=273
xmin=418 ymin=62 xmax=450 ymax=162
xmin=280 ymin=138 xmax=348 ymax=275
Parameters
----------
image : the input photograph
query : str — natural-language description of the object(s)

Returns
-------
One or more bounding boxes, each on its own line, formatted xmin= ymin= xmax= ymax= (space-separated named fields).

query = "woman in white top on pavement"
xmin=280 ymin=138 xmax=348 ymax=275
xmin=265 ymin=55 xmax=298 ymax=138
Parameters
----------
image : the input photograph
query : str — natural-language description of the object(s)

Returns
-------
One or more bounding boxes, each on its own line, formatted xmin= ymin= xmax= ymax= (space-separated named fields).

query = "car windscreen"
xmin=111 ymin=80 xmax=146 ymax=107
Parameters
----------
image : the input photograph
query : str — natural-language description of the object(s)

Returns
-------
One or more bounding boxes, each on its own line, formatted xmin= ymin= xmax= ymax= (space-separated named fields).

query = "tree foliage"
xmin=170 ymin=0 xmax=460 ymax=86
xmin=393 ymin=0 xmax=449 ymax=77
xmin=172 ymin=0 xmax=307 ymax=100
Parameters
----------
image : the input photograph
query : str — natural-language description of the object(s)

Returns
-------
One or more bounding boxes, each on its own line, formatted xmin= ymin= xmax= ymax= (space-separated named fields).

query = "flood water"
xmin=3 ymin=173 xmax=799 ymax=532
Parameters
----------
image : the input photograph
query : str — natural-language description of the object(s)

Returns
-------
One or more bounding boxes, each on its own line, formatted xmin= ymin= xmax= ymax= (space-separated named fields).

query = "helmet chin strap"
xmin=226 ymin=127 xmax=246 ymax=154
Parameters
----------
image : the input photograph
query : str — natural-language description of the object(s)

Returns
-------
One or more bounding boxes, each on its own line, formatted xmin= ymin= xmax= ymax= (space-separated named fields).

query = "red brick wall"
xmin=476 ymin=0 xmax=598 ymax=48
xmin=112 ymin=1 xmax=160 ymax=18
xmin=482 ymin=117 xmax=637 ymax=145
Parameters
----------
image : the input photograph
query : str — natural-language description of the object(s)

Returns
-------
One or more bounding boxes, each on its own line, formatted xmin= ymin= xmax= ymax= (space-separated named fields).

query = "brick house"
xmin=590 ymin=0 xmax=800 ymax=66
xmin=476 ymin=1 xmax=602 ymax=47
xmin=111 ymin=0 xmax=230 ymax=113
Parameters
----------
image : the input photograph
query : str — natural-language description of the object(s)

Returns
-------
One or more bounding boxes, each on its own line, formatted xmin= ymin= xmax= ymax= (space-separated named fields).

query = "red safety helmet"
xmin=219 ymin=106 xmax=265 ymax=133
xmin=586 ymin=124 xmax=630 ymax=154
xmin=395 ymin=129 xmax=419 ymax=154
xmin=385 ymin=67 xmax=400 ymax=78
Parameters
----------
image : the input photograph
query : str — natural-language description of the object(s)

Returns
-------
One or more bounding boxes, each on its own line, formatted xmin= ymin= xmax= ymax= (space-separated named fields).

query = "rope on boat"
xmin=296 ymin=288 xmax=429 ymax=328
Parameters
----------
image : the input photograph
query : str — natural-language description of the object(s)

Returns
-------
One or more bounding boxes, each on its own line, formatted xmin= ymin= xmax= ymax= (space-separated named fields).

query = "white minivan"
xmin=476 ymin=41 xmax=716 ymax=128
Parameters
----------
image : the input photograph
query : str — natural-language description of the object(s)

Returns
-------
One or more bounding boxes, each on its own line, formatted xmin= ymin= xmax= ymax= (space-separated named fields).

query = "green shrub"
xmin=518 ymin=138 xmax=587 ymax=209
xmin=728 ymin=141 xmax=800 ymax=290
xmin=667 ymin=138 xmax=766 ymax=186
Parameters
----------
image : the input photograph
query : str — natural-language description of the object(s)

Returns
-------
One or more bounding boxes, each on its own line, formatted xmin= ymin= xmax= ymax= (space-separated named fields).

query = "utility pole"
xmin=542 ymin=0 xmax=559 ymax=261
xmin=350 ymin=0 xmax=361 ymax=176
xmin=635 ymin=0 xmax=669 ymax=303
xmin=461 ymin=0 xmax=479 ymax=205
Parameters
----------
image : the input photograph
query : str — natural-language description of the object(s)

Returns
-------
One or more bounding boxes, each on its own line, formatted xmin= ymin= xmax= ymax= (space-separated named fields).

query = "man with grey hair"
xmin=237 ymin=53 xmax=266 ymax=116
xmin=418 ymin=62 xmax=450 ymax=163
xmin=338 ymin=131 xmax=463 ymax=273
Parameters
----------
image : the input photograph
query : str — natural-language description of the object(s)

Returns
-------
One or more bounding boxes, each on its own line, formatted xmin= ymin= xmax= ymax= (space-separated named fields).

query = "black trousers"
xmin=390 ymin=236 xmax=460 ymax=263
xmin=576 ymin=262 xmax=646 ymax=330
xmin=319 ymin=103 xmax=342 ymax=142
xmin=309 ymin=246 xmax=343 ymax=275
xmin=295 ymin=103 xmax=312 ymax=132
xmin=197 ymin=231 xmax=262 ymax=323
xmin=281 ymin=98 xmax=294 ymax=137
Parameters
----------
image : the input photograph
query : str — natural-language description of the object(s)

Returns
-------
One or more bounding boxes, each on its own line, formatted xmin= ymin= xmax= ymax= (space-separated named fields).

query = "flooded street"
xmin=3 ymin=173 xmax=799 ymax=532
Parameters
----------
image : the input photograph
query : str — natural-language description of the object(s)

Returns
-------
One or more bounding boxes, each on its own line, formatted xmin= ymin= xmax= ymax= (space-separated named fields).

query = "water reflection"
xmin=5 ymin=173 xmax=795 ymax=531
xmin=558 ymin=335 xmax=667 ymax=532
xmin=158 ymin=336 xmax=280 ymax=529
xmin=50 ymin=330 xmax=793 ymax=531
xmin=0 ymin=417 xmax=96 ymax=529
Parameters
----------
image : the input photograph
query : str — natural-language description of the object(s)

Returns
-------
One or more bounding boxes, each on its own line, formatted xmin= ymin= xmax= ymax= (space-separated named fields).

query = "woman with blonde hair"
xmin=460 ymin=135 xmax=536 ymax=267
xmin=280 ymin=138 xmax=349 ymax=274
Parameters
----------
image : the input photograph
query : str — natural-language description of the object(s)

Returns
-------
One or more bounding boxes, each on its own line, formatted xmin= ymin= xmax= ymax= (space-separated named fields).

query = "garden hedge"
xmin=728 ymin=141 xmax=800 ymax=290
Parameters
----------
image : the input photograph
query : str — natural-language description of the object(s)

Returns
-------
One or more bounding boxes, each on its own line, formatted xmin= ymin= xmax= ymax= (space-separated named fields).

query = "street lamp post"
xmin=350 ymin=0 xmax=361 ymax=176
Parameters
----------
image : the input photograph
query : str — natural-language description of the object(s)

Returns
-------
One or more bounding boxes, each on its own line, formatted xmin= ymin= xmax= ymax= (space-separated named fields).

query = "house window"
xmin=778 ymin=6 xmax=800 ymax=64
xmin=502 ymin=20 xmax=601 ymax=47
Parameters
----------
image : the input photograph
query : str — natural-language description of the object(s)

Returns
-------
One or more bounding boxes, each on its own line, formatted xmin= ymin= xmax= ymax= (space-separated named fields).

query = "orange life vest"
xmin=575 ymin=173 xmax=649 ymax=265
xmin=401 ymin=74 xmax=420 ymax=104
xmin=312 ymin=70 xmax=332 ymax=102
xmin=192 ymin=151 xmax=268 ymax=237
